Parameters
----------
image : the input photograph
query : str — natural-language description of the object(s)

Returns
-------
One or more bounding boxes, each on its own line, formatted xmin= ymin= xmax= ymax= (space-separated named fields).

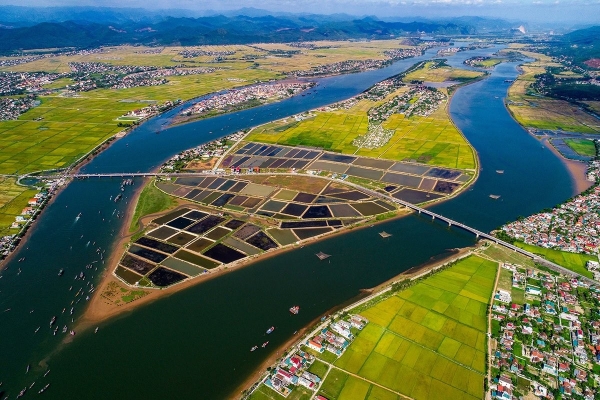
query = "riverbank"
xmin=77 ymin=188 xmax=415 ymax=330
xmin=541 ymin=136 xmax=594 ymax=194
xmin=234 ymin=242 xmax=479 ymax=399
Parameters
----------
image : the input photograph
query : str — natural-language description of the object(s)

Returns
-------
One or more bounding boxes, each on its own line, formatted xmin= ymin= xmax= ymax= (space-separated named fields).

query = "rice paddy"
xmin=564 ymin=138 xmax=596 ymax=157
xmin=402 ymin=61 xmax=484 ymax=83
xmin=513 ymin=242 xmax=595 ymax=278
xmin=246 ymin=89 xmax=476 ymax=170
xmin=315 ymin=255 xmax=498 ymax=400
xmin=0 ymin=177 xmax=38 ymax=235
xmin=506 ymin=51 xmax=600 ymax=134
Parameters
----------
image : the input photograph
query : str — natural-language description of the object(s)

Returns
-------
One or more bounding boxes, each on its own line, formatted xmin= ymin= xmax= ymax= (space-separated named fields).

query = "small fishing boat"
xmin=38 ymin=383 xmax=50 ymax=394
xmin=49 ymin=316 xmax=56 ymax=326
xmin=266 ymin=326 xmax=275 ymax=334
xmin=289 ymin=306 xmax=300 ymax=315
xmin=250 ymin=346 xmax=258 ymax=352
xmin=58 ymin=268 xmax=64 ymax=277
xmin=94 ymin=327 xmax=99 ymax=333
xmin=261 ymin=341 xmax=269 ymax=348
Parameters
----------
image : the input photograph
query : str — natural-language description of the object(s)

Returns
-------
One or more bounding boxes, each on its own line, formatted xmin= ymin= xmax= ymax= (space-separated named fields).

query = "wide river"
xmin=0 ymin=45 xmax=573 ymax=399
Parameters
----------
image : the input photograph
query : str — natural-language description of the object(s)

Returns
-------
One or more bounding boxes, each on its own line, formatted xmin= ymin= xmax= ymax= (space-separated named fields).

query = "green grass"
xmin=246 ymin=88 xmax=476 ymax=170
xmin=308 ymin=360 xmax=330 ymax=378
xmin=511 ymin=288 xmax=525 ymax=304
xmin=564 ymin=138 xmax=596 ymax=157
xmin=514 ymin=242 xmax=595 ymax=278
xmin=497 ymin=268 xmax=513 ymax=292
xmin=317 ymin=255 xmax=497 ymax=400
xmin=129 ymin=180 xmax=177 ymax=232
xmin=0 ymin=177 xmax=38 ymax=235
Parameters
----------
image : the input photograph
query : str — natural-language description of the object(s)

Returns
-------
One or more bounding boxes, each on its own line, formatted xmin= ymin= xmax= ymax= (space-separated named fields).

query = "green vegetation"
xmin=316 ymin=255 xmax=497 ymax=400
xmin=564 ymin=138 xmax=596 ymax=157
xmin=247 ymin=87 xmax=476 ymax=170
xmin=474 ymin=58 xmax=503 ymax=68
xmin=129 ymin=180 xmax=177 ymax=232
xmin=403 ymin=60 xmax=484 ymax=83
xmin=506 ymin=48 xmax=600 ymax=134
xmin=0 ymin=178 xmax=38 ymax=235
xmin=249 ymin=383 xmax=312 ymax=400
xmin=513 ymin=242 xmax=595 ymax=278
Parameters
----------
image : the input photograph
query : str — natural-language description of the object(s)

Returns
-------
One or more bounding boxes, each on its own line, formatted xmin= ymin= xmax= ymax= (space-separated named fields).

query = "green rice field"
xmin=247 ymin=91 xmax=476 ymax=170
xmin=564 ymin=138 xmax=596 ymax=157
xmin=514 ymin=242 xmax=595 ymax=278
xmin=316 ymin=255 xmax=498 ymax=400
xmin=0 ymin=177 xmax=38 ymax=235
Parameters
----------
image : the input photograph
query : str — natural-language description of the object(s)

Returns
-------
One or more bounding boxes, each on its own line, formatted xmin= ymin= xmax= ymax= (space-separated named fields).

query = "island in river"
xmin=81 ymin=61 xmax=484 ymax=325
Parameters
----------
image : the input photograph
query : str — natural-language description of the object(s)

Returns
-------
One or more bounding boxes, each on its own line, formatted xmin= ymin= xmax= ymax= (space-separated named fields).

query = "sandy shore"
xmin=541 ymin=137 xmax=594 ymax=194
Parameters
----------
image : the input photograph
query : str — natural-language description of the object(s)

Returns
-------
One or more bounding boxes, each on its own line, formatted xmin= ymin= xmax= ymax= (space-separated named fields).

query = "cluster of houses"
xmin=160 ymin=131 xmax=244 ymax=173
xmin=67 ymin=62 xmax=218 ymax=91
xmin=0 ymin=47 xmax=104 ymax=70
xmin=291 ymin=59 xmax=392 ymax=77
xmin=264 ymin=351 xmax=322 ymax=396
xmin=306 ymin=315 xmax=368 ymax=356
xmin=490 ymin=263 xmax=600 ymax=399
xmin=501 ymin=175 xmax=600 ymax=255
xmin=181 ymin=81 xmax=313 ymax=117
xmin=0 ymin=95 xmax=38 ymax=121
xmin=121 ymin=99 xmax=180 ymax=122
xmin=178 ymin=49 xmax=235 ymax=58
xmin=0 ymin=71 xmax=60 ymax=96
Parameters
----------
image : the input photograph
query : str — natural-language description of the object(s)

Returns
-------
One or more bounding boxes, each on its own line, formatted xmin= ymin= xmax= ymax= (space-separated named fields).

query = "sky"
xmin=1 ymin=0 xmax=599 ymax=24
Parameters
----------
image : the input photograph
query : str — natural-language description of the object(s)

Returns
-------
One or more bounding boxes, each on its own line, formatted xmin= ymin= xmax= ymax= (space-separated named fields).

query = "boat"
xmin=39 ymin=383 xmax=50 ymax=394
xmin=26 ymin=365 xmax=29 ymax=373
xmin=76 ymin=212 xmax=81 ymax=219
xmin=62 ymin=325 xmax=67 ymax=333
xmin=58 ymin=268 xmax=64 ymax=277
xmin=489 ymin=194 xmax=501 ymax=200
xmin=43 ymin=370 xmax=50 ymax=377
xmin=49 ymin=316 xmax=56 ymax=326
xmin=289 ymin=306 xmax=300 ymax=315
xmin=266 ymin=326 xmax=275 ymax=334
xmin=250 ymin=346 xmax=258 ymax=352
xmin=34 ymin=327 xmax=40 ymax=333
xmin=16 ymin=387 xmax=26 ymax=398
xmin=261 ymin=341 xmax=269 ymax=348
xmin=94 ymin=327 xmax=99 ymax=333
xmin=70 ymin=330 xmax=76 ymax=336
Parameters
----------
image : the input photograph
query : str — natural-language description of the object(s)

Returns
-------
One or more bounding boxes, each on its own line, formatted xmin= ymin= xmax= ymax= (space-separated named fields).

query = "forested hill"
xmin=0 ymin=13 xmax=475 ymax=52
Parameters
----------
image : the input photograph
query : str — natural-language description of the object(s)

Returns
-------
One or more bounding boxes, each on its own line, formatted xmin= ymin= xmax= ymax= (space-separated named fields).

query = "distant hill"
xmin=0 ymin=13 xmax=478 ymax=52
xmin=549 ymin=26 xmax=600 ymax=67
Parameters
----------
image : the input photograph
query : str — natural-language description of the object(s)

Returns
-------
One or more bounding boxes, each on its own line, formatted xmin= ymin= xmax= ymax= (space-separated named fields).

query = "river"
xmin=0 ymin=45 xmax=574 ymax=399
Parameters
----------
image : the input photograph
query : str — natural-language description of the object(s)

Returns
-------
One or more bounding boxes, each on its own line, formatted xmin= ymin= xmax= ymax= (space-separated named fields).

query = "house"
xmin=307 ymin=339 xmax=324 ymax=353
xmin=543 ymin=364 xmax=557 ymax=375
xmin=297 ymin=377 xmax=315 ymax=390
xmin=574 ymin=368 xmax=587 ymax=382
xmin=27 ymin=198 xmax=38 ymax=206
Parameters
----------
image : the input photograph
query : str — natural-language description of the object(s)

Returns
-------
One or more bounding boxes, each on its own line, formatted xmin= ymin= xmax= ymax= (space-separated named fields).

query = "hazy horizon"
xmin=0 ymin=0 xmax=599 ymax=25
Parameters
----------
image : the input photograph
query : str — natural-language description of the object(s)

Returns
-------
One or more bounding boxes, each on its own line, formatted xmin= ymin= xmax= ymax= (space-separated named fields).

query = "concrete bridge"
xmin=14 ymin=171 xmax=597 ymax=285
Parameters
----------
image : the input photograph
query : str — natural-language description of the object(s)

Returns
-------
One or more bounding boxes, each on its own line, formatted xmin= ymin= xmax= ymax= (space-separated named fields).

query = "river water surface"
xmin=0 ymin=46 xmax=574 ymax=399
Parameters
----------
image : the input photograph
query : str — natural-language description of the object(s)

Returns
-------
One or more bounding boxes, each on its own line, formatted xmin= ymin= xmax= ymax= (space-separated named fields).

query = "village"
xmin=490 ymin=262 xmax=600 ymax=400
xmin=256 ymin=314 xmax=369 ymax=398
xmin=180 ymin=81 xmax=314 ymax=117
xmin=0 ymin=178 xmax=63 ymax=261
xmin=0 ymin=95 xmax=39 ymax=121
xmin=68 ymin=62 xmax=218 ymax=91
xmin=501 ymin=159 xmax=600 ymax=256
